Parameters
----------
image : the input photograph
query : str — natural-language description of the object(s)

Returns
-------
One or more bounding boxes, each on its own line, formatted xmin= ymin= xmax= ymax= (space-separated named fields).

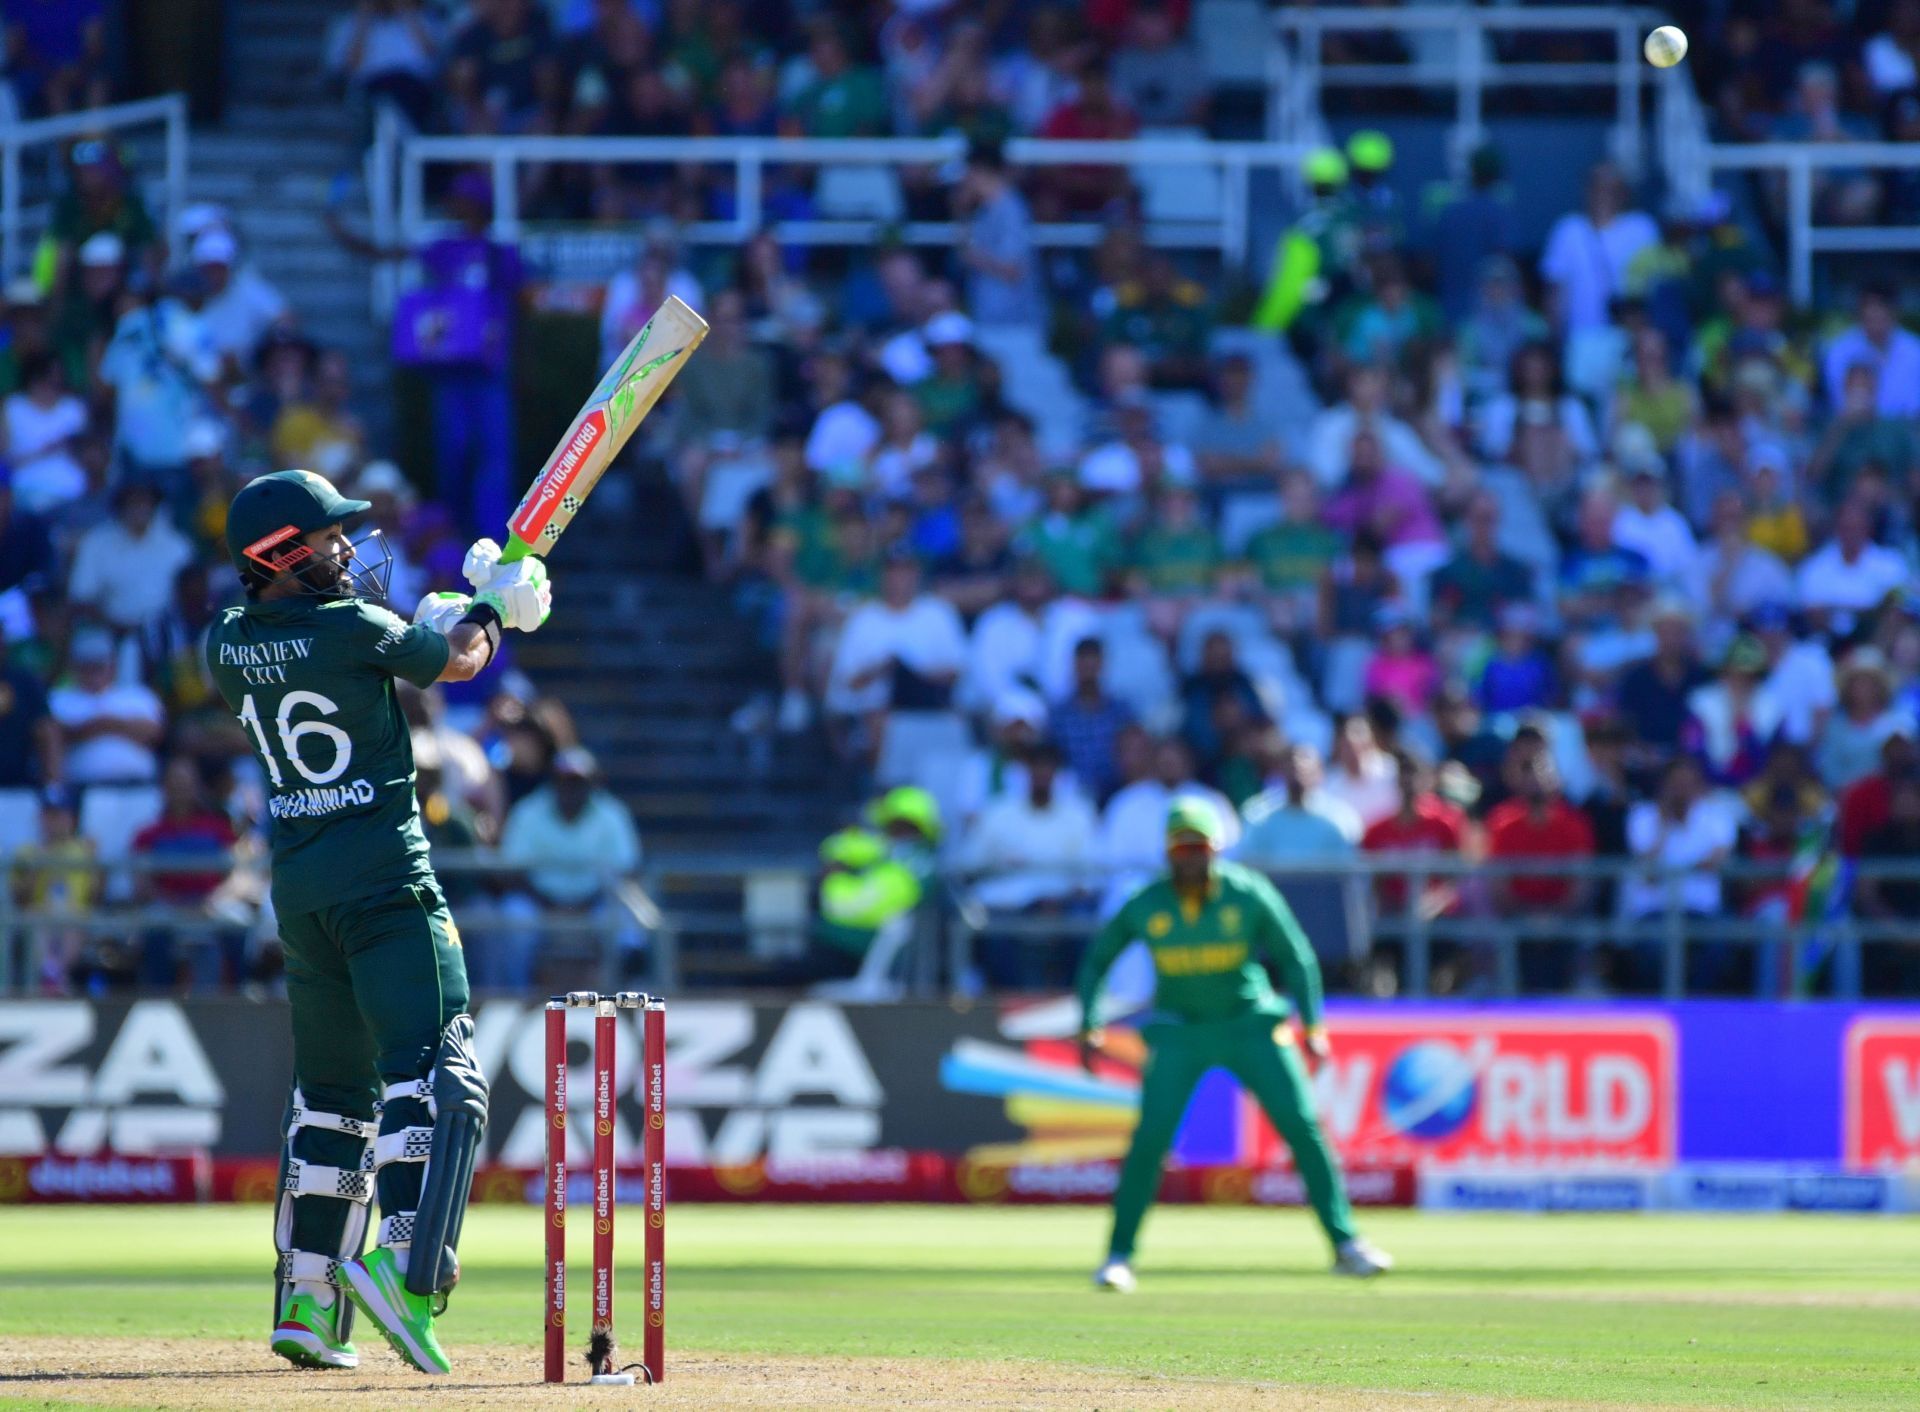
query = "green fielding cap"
xmin=820 ymin=826 xmax=887 ymax=870
xmin=225 ymin=469 xmax=371 ymax=572
xmin=866 ymin=785 xmax=944 ymax=843
xmin=1302 ymin=146 xmax=1348 ymax=187
xmin=1166 ymin=797 xmax=1225 ymax=848
xmin=1347 ymin=129 xmax=1394 ymax=173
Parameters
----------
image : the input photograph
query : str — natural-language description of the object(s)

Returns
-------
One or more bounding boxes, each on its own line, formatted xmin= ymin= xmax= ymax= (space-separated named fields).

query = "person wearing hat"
xmin=54 ymin=230 xmax=128 ymax=382
xmin=812 ymin=787 xmax=944 ymax=983
xmin=1075 ymin=797 xmax=1391 ymax=1290
xmin=1423 ymin=142 xmax=1513 ymax=323
xmin=204 ymin=468 xmax=551 ymax=1375
xmin=195 ymin=224 xmax=292 ymax=368
xmin=41 ymin=137 xmax=156 ymax=302
xmin=1252 ymin=145 xmax=1357 ymax=336
xmin=1342 ymin=129 xmax=1402 ymax=256
xmin=1818 ymin=648 xmax=1917 ymax=790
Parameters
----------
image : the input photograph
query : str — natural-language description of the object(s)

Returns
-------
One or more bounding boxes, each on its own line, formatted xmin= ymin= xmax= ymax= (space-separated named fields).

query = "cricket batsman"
xmin=206 ymin=469 xmax=550 ymax=1374
xmin=1075 ymin=798 xmax=1392 ymax=1290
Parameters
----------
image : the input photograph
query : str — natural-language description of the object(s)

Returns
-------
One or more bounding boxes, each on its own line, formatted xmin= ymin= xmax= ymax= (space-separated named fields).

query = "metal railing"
xmin=1 ymin=850 xmax=676 ymax=995
xmin=0 ymin=94 xmax=189 ymax=281
xmin=1684 ymin=141 xmax=1920 ymax=307
xmin=11 ymin=846 xmax=1918 ymax=1001
xmin=1269 ymin=6 xmax=1667 ymax=181
xmin=946 ymin=853 xmax=1920 ymax=1003
xmin=367 ymin=120 xmax=1300 ymax=305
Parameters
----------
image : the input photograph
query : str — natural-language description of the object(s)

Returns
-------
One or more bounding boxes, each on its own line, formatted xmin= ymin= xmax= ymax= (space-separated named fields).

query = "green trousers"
xmin=1107 ymin=1014 xmax=1357 ymax=1261
xmin=277 ymin=880 xmax=469 ymax=1268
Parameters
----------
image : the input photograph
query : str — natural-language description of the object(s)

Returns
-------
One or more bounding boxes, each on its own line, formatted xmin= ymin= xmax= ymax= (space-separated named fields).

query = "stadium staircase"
xmin=192 ymin=0 xmax=853 ymax=982
xmin=190 ymin=0 xmax=383 ymax=409
xmin=510 ymin=469 xmax=852 ymax=985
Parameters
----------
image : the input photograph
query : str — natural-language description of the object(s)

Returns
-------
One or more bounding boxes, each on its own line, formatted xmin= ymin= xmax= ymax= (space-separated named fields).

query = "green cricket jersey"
xmin=206 ymin=596 xmax=451 ymax=915
xmin=1075 ymin=860 xmax=1324 ymax=1032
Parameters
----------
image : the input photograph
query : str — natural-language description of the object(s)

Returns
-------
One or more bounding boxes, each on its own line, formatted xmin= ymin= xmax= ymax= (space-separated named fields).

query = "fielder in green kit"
xmin=1075 ymin=798 xmax=1392 ymax=1290
xmin=207 ymin=470 xmax=551 ymax=1374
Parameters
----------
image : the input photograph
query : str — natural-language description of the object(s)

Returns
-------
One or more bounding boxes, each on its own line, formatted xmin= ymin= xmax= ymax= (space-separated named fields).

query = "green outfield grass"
xmin=3 ymin=1204 xmax=1919 ymax=1409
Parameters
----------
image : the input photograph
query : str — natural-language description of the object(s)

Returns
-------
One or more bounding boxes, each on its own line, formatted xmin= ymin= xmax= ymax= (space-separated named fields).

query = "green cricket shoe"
xmin=340 ymin=1247 xmax=451 ymax=1375
xmin=271 ymin=1290 xmax=359 ymax=1369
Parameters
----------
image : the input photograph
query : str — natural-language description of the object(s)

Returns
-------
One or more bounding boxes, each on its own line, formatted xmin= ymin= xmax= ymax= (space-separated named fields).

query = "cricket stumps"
xmin=544 ymin=991 xmax=665 ymax=1387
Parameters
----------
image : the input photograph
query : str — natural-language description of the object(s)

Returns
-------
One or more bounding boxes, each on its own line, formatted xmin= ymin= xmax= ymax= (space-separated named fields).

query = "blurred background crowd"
xmin=5 ymin=0 xmax=1920 ymax=1001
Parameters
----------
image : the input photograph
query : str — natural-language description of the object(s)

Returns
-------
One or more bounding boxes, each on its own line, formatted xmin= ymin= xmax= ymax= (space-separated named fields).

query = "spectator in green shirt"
xmin=1099 ymin=253 xmax=1214 ymax=390
xmin=1242 ymin=469 xmax=1346 ymax=618
xmin=913 ymin=312 xmax=983 ymax=436
xmin=782 ymin=22 xmax=889 ymax=137
xmin=1129 ymin=486 xmax=1219 ymax=596
xmin=1614 ymin=326 xmax=1698 ymax=455
xmin=1017 ymin=472 xmax=1119 ymax=598
xmin=40 ymin=141 xmax=158 ymax=301
xmin=1428 ymin=492 xmax=1536 ymax=634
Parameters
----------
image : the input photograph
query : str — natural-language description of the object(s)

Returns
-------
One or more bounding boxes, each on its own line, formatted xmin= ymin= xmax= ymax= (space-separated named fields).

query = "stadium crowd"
xmin=9 ymin=0 xmax=1920 ymax=1002
xmin=0 ymin=136 xmax=643 ymax=996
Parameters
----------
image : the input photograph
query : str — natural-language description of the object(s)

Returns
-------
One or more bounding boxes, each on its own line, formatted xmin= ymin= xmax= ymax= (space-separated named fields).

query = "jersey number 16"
xmin=237 ymin=690 xmax=353 ymax=787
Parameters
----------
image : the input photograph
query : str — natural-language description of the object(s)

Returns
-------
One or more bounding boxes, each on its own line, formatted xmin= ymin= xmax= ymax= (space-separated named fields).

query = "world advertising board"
xmin=1 ymin=999 xmax=1917 ymax=1195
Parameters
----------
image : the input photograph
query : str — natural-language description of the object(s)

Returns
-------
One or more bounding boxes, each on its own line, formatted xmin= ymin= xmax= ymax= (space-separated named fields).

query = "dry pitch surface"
xmin=3 ymin=1206 xmax=1918 ymax=1411
xmin=0 ymin=1340 xmax=1705 ymax=1412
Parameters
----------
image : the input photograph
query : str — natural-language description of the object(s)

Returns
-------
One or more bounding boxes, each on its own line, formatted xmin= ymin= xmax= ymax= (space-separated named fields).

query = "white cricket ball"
xmin=1644 ymin=25 xmax=1689 ymax=68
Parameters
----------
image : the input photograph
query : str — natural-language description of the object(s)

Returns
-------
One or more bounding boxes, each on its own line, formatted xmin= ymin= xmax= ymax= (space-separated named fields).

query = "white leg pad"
xmin=374 ymin=1126 xmax=435 ymax=1168
xmin=286 ymin=1157 xmax=375 ymax=1203
xmin=377 ymin=1212 xmax=416 ymax=1251
xmin=381 ymin=1078 xmax=436 ymax=1120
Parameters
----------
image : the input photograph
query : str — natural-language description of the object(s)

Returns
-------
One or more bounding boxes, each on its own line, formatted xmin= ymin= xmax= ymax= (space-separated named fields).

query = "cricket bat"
xmin=499 ymin=295 xmax=709 ymax=564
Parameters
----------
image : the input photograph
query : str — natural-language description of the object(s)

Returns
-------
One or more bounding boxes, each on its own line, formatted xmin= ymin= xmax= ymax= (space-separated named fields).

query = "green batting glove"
xmin=476 ymin=557 xmax=552 ymax=632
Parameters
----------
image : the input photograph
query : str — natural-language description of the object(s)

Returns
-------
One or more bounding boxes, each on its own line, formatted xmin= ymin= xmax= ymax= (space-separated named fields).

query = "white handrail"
xmin=1698 ymin=141 xmax=1920 ymax=304
xmin=0 ymin=93 xmax=190 ymax=280
xmin=1272 ymin=5 xmax=1667 ymax=181
xmin=373 ymin=129 xmax=1305 ymax=303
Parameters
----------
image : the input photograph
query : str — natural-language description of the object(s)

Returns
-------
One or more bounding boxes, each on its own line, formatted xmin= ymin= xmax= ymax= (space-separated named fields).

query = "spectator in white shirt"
xmin=49 ymin=629 xmax=165 ymax=786
xmin=1075 ymin=392 xmax=1189 ymax=499
xmin=1611 ymin=465 xmax=1699 ymax=592
xmin=99 ymin=291 xmax=220 ymax=477
xmin=192 ymin=228 xmax=291 ymax=371
xmin=325 ymin=0 xmax=443 ymax=131
xmin=1822 ymin=284 xmax=1920 ymax=418
xmin=490 ymin=748 xmax=643 ymax=991
xmin=1751 ymin=602 xmax=1836 ymax=743
xmin=1621 ymin=756 xmax=1737 ymax=986
xmin=1795 ymin=500 xmax=1909 ymax=625
xmin=1306 ymin=364 xmax=1444 ymax=488
xmin=956 ymin=686 xmax=1048 ymax=825
xmin=961 ymin=741 xmax=1098 ymax=912
xmin=827 ymin=553 xmax=968 ymax=733
xmin=802 ymin=350 xmax=882 ymax=477
xmin=2 ymin=353 xmax=89 ymax=515
xmin=867 ymin=387 xmax=942 ymax=499
xmin=1099 ymin=736 xmax=1238 ymax=878
xmin=1817 ymin=649 xmax=1916 ymax=790
xmin=962 ymin=558 xmax=1052 ymax=714
xmin=67 ymin=479 xmax=195 ymax=632
xmin=1539 ymin=162 xmax=1659 ymax=338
